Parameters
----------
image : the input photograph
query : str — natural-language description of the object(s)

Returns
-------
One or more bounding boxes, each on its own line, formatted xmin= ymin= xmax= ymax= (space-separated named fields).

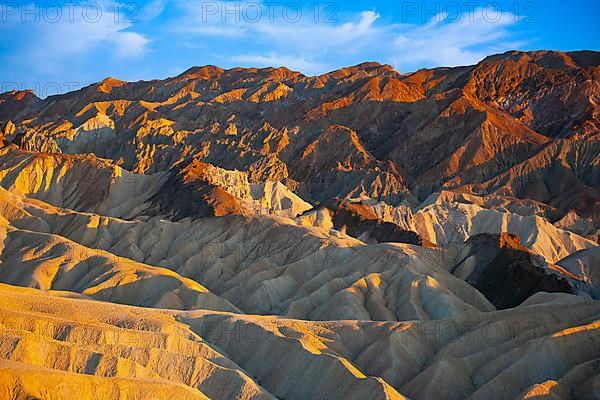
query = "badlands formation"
xmin=0 ymin=50 xmax=598 ymax=399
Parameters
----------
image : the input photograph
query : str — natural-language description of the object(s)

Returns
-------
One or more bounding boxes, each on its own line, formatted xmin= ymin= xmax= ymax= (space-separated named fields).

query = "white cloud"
xmin=391 ymin=9 xmax=522 ymax=69
xmin=229 ymin=53 xmax=329 ymax=75
xmin=248 ymin=10 xmax=381 ymax=51
xmin=2 ymin=0 xmax=528 ymax=85
xmin=113 ymin=31 xmax=150 ymax=57
xmin=171 ymin=1 xmax=525 ymax=74
xmin=10 ymin=1 xmax=149 ymax=72
xmin=139 ymin=0 xmax=169 ymax=21
xmin=171 ymin=1 xmax=382 ymax=74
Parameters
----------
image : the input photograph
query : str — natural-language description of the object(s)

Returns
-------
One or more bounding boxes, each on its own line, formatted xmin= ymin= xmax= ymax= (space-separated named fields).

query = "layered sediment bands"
xmin=0 ymin=284 xmax=599 ymax=400
xmin=468 ymin=50 xmax=600 ymax=139
xmin=150 ymin=158 xmax=312 ymax=219
xmin=0 ymin=147 xmax=597 ymax=320
xmin=557 ymin=246 xmax=600 ymax=292
xmin=412 ymin=201 xmax=597 ymax=264
xmin=0 ymin=147 xmax=311 ymax=220
xmin=0 ymin=219 xmax=239 ymax=313
xmin=0 ymin=285 xmax=274 ymax=400
xmin=0 ymin=50 xmax=599 ymax=399
xmin=299 ymin=199 xmax=430 ymax=245
xmin=0 ymin=360 xmax=210 ymax=400
xmin=0 ymin=184 xmax=493 ymax=321
xmin=0 ymin=51 xmax=597 ymax=219
xmin=296 ymin=197 xmax=598 ymax=265
xmin=0 ymin=146 xmax=168 ymax=219
xmin=460 ymin=139 xmax=600 ymax=221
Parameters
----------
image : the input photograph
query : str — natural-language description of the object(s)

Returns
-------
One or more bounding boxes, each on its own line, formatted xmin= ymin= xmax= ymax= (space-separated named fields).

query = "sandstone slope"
xmin=1 ymin=284 xmax=599 ymax=400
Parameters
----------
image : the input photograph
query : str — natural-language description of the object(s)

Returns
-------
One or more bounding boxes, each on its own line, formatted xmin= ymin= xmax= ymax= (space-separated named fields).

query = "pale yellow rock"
xmin=413 ymin=201 xmax=597 ymax=264
xmin=0 ymin=284 xmax=598 ymax=400
xmin=0 ymin=186 xmax=494 ymax=320
xmin=0 ymin=139 xmax=598 ymax=400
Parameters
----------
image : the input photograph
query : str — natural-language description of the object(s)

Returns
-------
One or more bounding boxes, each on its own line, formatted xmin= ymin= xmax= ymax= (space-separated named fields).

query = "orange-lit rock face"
xmin=0 ymin=50 xmax=598 ymax=400
xmin=1 ymin=51 xmax=597 ymax=211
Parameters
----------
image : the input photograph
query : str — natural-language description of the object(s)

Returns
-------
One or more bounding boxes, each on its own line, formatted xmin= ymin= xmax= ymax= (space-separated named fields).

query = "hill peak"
xmin=179 ymin=65 xmax=226 ymax=80
xmin=97 ymin=77 xmax=127 ymax=93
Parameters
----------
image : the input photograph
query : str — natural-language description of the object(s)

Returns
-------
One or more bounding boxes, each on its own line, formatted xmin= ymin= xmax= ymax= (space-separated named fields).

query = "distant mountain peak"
xmin=178 ymin=65 xmax=226 ymax=80
xmin=97 ymin=77 xmax=127 ymax=94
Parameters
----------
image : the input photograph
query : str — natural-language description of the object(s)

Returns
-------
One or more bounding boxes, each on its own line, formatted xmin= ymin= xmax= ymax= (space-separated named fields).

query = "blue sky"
xmin=0 ymin=0 xmax=598 ymax=96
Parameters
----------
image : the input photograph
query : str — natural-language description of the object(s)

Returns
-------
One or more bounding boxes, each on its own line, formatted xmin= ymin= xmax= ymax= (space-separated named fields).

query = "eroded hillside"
xmin=0 ymin=50 xmax=598 ymax=399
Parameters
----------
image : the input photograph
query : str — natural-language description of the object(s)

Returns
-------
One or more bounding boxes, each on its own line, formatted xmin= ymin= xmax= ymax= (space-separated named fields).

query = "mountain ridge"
xmin=0 ymin=49 xmax=599 ymax=399
xmin=2 ymin=50 xmax=597 ymax=210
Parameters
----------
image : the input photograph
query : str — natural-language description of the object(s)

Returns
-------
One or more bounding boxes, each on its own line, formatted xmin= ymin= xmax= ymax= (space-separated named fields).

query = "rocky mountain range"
xmin=0 ymin=50 xmax=599 ymax=399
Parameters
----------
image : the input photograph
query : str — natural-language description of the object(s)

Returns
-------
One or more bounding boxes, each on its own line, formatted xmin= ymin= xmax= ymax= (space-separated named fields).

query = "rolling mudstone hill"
xmin=0 ymin=50 xmax=599 ymax=399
